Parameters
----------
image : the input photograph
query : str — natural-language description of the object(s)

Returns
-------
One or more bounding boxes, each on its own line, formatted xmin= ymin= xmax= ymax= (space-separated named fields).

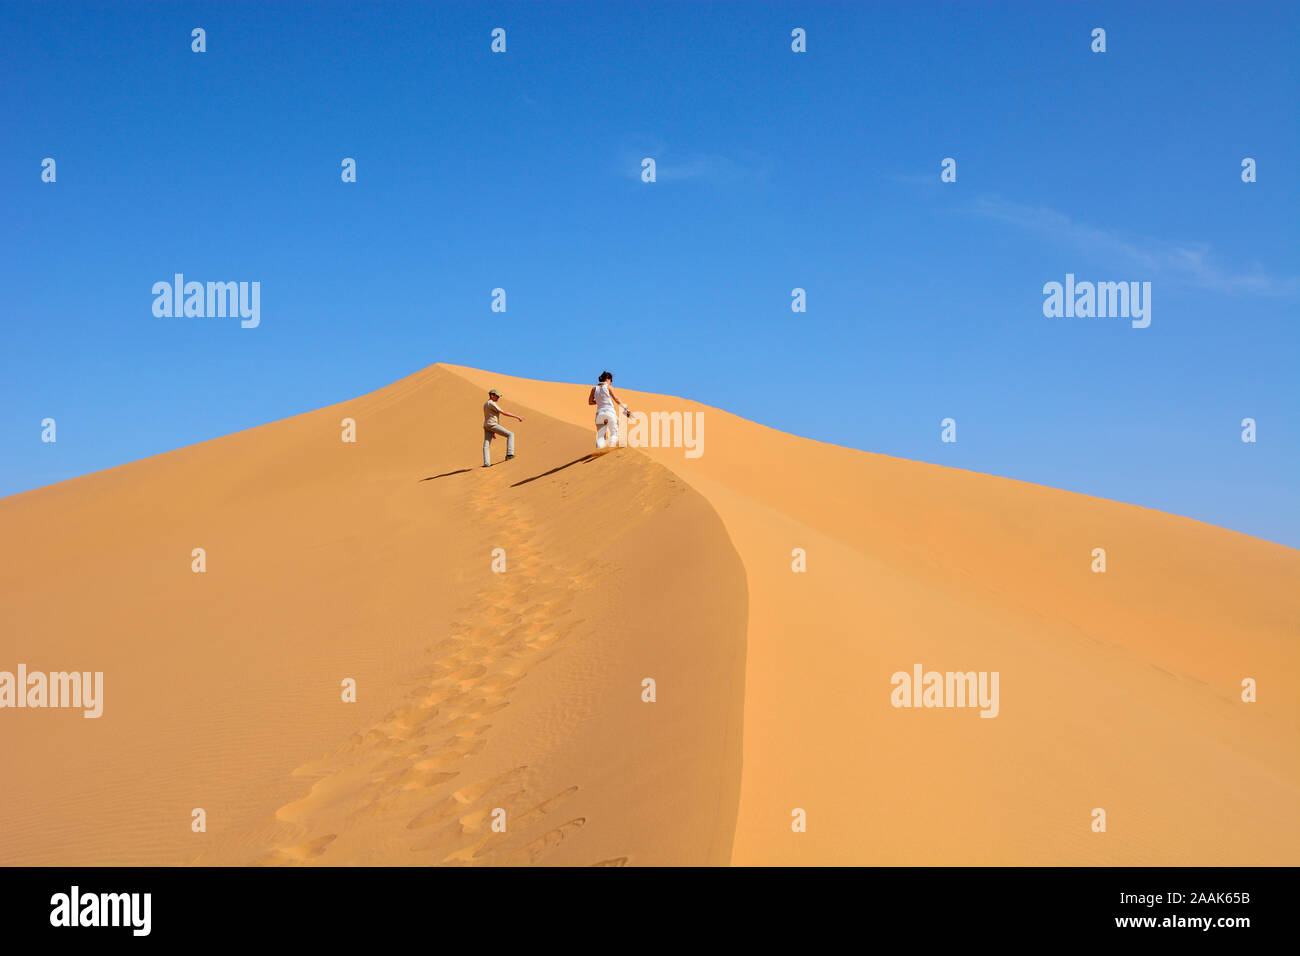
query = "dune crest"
xmin=3 ymin=362 xmax=1296 ymax=865
xmin=442 ymin=363 xmax=1300 ymax=865
xmin=0 ymin=367 xmax=745 ymax=865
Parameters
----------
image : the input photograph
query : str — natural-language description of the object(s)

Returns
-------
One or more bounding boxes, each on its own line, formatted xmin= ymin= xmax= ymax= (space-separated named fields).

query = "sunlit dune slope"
xmin=0 ymin=366 xmax=746 ymax=865
xmin=444 ymin=363 xmax=1300 ymax=866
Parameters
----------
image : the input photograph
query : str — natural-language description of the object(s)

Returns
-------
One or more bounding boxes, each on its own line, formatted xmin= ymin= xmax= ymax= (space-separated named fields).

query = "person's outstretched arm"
xmin=499 ymin=407 xmax=524 ymax=423
xmin=608 ymin=388 xmax=633 ymax=415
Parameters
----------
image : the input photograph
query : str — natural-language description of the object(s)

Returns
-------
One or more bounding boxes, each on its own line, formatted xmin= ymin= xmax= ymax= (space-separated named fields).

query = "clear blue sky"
xmin=2 ymin=1 xmax=1297 ymax=546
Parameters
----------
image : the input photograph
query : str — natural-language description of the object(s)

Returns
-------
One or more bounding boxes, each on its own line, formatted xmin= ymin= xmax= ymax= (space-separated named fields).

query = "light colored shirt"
xmin=593 ymin=383 xmax=615 ymax=414
xmin=484 ymin=400 xmax=502 ymax=427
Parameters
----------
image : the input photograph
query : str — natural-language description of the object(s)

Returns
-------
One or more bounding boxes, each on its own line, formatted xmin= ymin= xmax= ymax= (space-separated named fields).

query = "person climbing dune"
xmin=588 ymin=371 xmax=633 ymax=449
xmin=482 ymin=388 xmax=523 ymax=467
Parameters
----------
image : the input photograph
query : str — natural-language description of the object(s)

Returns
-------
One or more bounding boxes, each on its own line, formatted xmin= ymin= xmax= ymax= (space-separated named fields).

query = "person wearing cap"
xmin=482 ymin=388 xmax=523 ymax=467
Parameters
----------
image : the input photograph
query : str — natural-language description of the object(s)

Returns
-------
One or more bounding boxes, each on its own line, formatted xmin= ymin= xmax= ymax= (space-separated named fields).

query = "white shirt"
xmin=594 ymin=383 xmax=616 ymax=414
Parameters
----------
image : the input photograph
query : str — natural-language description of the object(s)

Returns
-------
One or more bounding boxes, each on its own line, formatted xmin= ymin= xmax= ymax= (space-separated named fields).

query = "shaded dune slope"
xmin=0 ymin=367 xmax=747 ymax=865
xmin=444 ymin=364 xmax=1300 ymax=866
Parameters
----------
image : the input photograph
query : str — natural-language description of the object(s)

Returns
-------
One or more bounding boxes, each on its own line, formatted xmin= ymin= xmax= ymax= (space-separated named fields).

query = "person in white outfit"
xmin=588 ymin=371 xmax=632 ymax=449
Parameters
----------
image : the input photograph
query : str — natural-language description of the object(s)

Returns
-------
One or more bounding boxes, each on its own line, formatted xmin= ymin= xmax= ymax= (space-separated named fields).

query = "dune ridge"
xmin=0 ymin=366 xmax=745 ymax=865
xmin=2 ymin=361 xmax=1297 ymax=865
xmin=442 ymin=364 xmax=1300 ymax=865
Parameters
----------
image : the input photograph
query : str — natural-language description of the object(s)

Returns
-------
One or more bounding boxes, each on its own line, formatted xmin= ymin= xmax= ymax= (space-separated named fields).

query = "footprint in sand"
xmin=255 ymin=833 xmax=337 ymax=866
xmin=504 ymin=818 xmax=587 ymax=865
xmin=421 ymin=785 xmax=582 ymax=862
xmin=406 ymin=766 xmax=528 ymax=830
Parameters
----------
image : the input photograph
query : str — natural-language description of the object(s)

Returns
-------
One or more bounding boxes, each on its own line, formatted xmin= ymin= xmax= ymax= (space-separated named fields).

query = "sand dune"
xmin=0 ymin=367 xmax=745 ymax=865
xmin=2 ymin=363 xmax=1296 ymax=865
xmin=444 ymin=364 xmax=1300 ymax=865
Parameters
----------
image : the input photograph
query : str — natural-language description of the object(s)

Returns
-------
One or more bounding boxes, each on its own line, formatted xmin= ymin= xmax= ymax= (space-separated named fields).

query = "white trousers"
xmin=595 ymin=409 xmax=619 ymax=448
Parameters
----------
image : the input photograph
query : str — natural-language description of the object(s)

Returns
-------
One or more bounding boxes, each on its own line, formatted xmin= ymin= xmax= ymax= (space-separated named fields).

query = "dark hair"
xmin=598 ymin=371 xmax=613 ymax=383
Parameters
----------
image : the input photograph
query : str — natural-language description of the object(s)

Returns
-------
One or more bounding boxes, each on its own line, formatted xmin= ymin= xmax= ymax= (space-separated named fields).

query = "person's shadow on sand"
xmin=421 ymin=452 xmax=606 ymax=485
xmin=512 ymin=453 xmax=602 ymax=487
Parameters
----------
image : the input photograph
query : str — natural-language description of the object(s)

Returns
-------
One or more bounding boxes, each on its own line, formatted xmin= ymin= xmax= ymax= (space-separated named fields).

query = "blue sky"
xmin=2 ymin=1 xmax=1297 ymax=546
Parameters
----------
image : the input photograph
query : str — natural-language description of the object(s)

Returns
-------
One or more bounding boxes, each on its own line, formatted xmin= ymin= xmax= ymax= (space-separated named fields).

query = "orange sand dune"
xmin=1 ymin=363 xmax=1296 ymax=865
xmin=444 ymin=364 xmax=1300 ymax=865
xmin=0 ymin=367 xmax=745 ymax=865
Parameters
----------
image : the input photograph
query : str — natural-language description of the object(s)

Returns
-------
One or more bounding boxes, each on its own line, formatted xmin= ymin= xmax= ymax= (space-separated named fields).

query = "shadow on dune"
xmin=511 ymin=454 xmax=601 ymax=487
xmin=420 ymin=468 xmax=473 ymax=481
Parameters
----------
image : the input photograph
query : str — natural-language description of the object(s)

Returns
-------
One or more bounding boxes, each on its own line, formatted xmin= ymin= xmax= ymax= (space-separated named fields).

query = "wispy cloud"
xmin=657 ymin=152 xmax=767 ymax=183
xmin=885 ymin=171 xmax=941 ymax=186
xmin=966 ymin=195 xmax=1299 ymax=297
xmin=619 ymin=141 xmax=770 ymax=184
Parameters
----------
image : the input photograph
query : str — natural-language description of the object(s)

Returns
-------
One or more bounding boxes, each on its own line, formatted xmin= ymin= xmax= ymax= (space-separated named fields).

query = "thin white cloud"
xmin=620 ymin=142 xmax=770 ymax=184
xmin=885 ymin=171 xmax=941 ymax=186
xmin=966 ymin=195 xmax=1299 ymax=297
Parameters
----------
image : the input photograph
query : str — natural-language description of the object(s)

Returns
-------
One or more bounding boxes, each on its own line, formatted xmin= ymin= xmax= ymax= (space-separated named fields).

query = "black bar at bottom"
xmin=0 ymin=866 xmax=1286 ymax=942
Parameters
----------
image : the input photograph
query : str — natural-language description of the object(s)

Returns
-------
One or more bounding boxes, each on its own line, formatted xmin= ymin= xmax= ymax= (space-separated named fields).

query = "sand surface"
xmin=1 ymin=363 xmax=1295 ymax=864
xmin=0 ymin=367 xmax=745 ymax=865
xmin=445 ymin=364 xmax=1300 ymax=865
